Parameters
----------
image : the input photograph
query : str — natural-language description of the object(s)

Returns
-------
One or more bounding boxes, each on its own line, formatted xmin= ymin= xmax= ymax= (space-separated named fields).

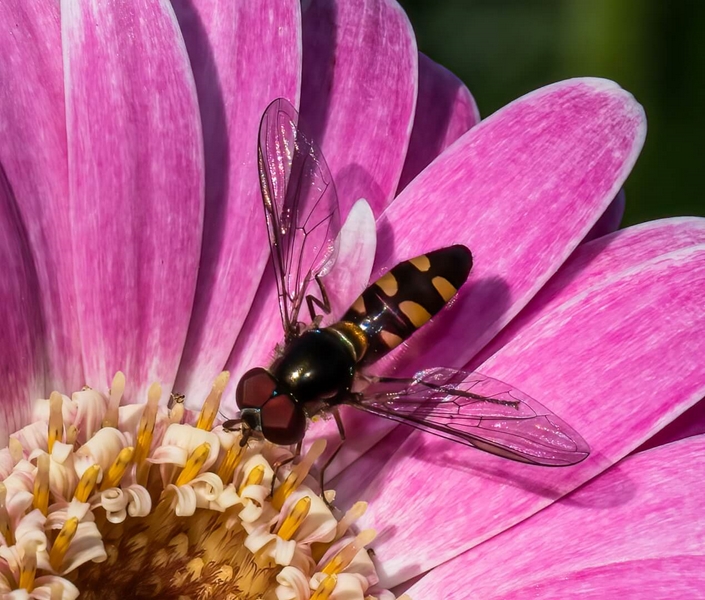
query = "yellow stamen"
xmin=0 ymin=483 xmax=12 ymax=545
xmin=18 ymin=544 xmax=37 ymax=591
xmin=169 ymin=401 xmax=185 ymax=424
xmin=272 ymin=439 xmax=327 ymax=510
xmin=100 ymin=446 xmax=134 ymax=490
xmin=216 ymin=442 xmax=244 ymax=484
xmin=65 ymin=424 xmax=78 ymax=446
xmin=48 ymin=391 xmax=64 ymax=453
xmin=9 ymin=437 xmax=23 ymax=462
xmin=310 ymin=574 xmax=337 ymax=600
xmin=312 ymin=501 xmax=368 ymax=562
xmin=277 ymin=495 xmax=311 ymax=541
xmin=196 ymin=371 xmax=230 ymax=431
xmin=49 ymin=517 xmax=79 ymax=572
xmin=238 ymin=464 xmax=265 ymax=495
xmin=102 ymin=371 xmax=125 ymax=429
xmin=175 ymin=442 xmax=211 ymax=486
xmin=74 ymin=464 xmax=101 ymax=502
xmin=322 ymin=529 xmax=377 ymax=575
xmin=336 ymin=501 xmax=368 ymax=538
xmin=33 ymin=453 xmax=50 ymax=516
xmin=134 ymin=383 xmax=161 ymax=485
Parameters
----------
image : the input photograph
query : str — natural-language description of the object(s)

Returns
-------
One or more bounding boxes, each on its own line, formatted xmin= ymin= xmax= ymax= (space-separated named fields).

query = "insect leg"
xmin=222 ymin=418 xmax=242 ymax=432
xmin=270 ymin=441 xmax=303 ymax=497
xmin=305 ymin=275 xmax=332 ymax=327
xmin=318 ymin=409 xmax=346 ymax=506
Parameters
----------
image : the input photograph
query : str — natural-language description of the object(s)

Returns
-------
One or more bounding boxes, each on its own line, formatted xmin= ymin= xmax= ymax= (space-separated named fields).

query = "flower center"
xmin=71 ymin=500 xmax=274 ymax=599
xmin=0 ymin=372 xmax=385 ymax=599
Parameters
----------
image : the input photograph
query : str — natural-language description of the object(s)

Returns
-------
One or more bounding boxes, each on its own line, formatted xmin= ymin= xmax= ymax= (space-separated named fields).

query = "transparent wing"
xmin=351 ymin=367 xmax=590 ymax=466
xmin=258 ymin=98 xmax=341 ymax=341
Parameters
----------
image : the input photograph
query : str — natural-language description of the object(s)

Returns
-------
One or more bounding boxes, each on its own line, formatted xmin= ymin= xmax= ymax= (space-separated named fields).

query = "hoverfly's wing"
xmin=258 ymin=98 xmax=341 ymax=341
xmin=351 ymin=367 xmax=590 ymax=466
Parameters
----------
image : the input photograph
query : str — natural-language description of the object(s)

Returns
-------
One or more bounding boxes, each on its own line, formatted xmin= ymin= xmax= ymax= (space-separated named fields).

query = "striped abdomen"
xmin=340 ymin=245 xmax=472 ymax=366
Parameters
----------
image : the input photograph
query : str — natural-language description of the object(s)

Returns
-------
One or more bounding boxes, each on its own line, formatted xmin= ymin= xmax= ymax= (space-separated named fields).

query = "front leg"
xmin=318 ymin=409 xmax=346 ymax=506
xmin=306 ymin=275 xmax=332 ymax=327
xmin=270 ymin=441 xmax=303 ymax=497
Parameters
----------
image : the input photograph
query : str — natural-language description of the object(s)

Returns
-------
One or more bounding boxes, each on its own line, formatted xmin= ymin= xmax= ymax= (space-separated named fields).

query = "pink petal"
xmin=171 ymin=0 xmax=301 ymax=404
xmin=583 ymin=187 xmax=626 ymax=242
xmin=352 ymin=245 xmax=705 ymax=586
xmin=64 ymin=0 xmax=204 ymax=401
xmin=397 ymin=52 xmax=480 ymax=192
xmin=0 ymin=2 xmax=82 ymax=392
xmin=375 ymin=79 xmax=645 ymax=376
xmin=472 ymin=216 xmax=705 ymax=369
xmin=405 ymin=436 xmax=705 ymax=598
xmin=301 ymin=0 xmax=417 ymax=216
xmin=637 ymin=398 xmax=705 ymax=452
xmin=0 ymin=169 xmax=44 ymax=443
xmin=222 ymin=199 xmax=376 ymax=413
xmin=321 ymin=199 xmax=377 ymax=323
xmin=328 ymin=79 xmax=647 ymax=477
xmin=500 ymin=557 xmax=705 ymax=599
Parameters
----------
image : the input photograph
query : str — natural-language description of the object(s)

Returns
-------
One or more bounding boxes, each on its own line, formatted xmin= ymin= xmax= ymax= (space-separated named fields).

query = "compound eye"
xmin=237 ymin=368 xmax=276 ymax=410
xmin=260 ymin=394 xmax=307 ymax=445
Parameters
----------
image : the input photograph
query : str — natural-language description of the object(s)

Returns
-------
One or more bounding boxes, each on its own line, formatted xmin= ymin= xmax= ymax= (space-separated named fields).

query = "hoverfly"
xmin=226 ymin=98 xmax=589 ymax=479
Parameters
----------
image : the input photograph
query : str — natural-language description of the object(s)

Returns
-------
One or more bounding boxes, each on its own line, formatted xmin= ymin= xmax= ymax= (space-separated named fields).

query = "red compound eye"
xmin=236 ymin=368 xmax=276 ymax=410
xmin=260 ymin=394 xmax=307 ymax=445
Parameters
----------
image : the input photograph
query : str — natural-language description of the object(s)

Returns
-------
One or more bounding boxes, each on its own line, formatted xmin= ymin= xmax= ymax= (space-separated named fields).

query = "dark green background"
xmin=399 ymin=0 xmax=705 ymax=226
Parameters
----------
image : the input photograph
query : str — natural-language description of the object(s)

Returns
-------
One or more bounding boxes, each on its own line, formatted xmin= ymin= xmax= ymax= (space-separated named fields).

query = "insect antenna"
xmin=222 ymin=416 xmax=243 ymax=433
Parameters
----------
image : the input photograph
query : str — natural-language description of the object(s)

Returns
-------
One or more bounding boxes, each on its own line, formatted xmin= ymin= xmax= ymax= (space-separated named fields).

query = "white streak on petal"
xmin=245 ymin=524 xmax=275 ymax=554
xmin=106 ymin=509 xmax=126 ymax=524
xmin=0 ymin=449 xmax=14 ymax=479
xmin=310 ymin=572 xmax=368 ymax=599
xmin=98 ymin=488 xmax=128 ymax=524
xmin=74 ymin=428 xmax=127 ymax=479
xmin=13 ymin=509 xmax=47 ymax=552
xmin=32 ymin=576 xmax=80 ymax=600
xmin=28 ymin=448 xmax=76 ymax=501
xmin=60 ymin=521 xmax=106 ymax=572
xmin=191 ymin=473 xmax=224 ymax=507
xmin=156 ymin=424 xmax=220 ymax=469
xmin=213 ymin=484 xmax=240 ymax=511
xmin=45 ymin=500 xmax=91 ymax=530
xmin=272 ymin=537 xmax=297 ymax=566
xmin=49 ymin=443 xmax=73 ymax=465
xmin=125 ymin=485 xmax=151 ymax=518
xmin=166 ymin=484 xmax=197 ymax=517
xmin=11 ymin=422 xmax=48 ymax=454
xmin=71 ymin=389 xmax=107 ymax=443
xmin=149 ymin=445 xmax=188 ymax=467
xmin=32 ymin=394 xmax=74 ymax=427
xmin=3 ymin=463 xmax=34 ymax=520
xmin=65 ymin=499 xmax=91 ymax=523
xmin=277 ymin=489 xmax=336 ymax=544
xmin=239 ymin=486 xmax=269 ymax=524
xmin=275 ymin=565 xmax=310 ymax=600
xmin=116 ymin=404 xmax=145 ymax=444
xmin=237 ymin=455 xmax=275 ymax=491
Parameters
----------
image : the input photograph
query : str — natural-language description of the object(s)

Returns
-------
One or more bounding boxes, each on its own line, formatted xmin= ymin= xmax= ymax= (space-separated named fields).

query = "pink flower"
xmin=0 ymin=0 xmax=703 ymax=598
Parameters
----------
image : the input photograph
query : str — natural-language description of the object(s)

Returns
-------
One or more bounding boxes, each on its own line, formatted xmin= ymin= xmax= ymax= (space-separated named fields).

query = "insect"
xmin=227 ymin=97 xmax=589 ymax=478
